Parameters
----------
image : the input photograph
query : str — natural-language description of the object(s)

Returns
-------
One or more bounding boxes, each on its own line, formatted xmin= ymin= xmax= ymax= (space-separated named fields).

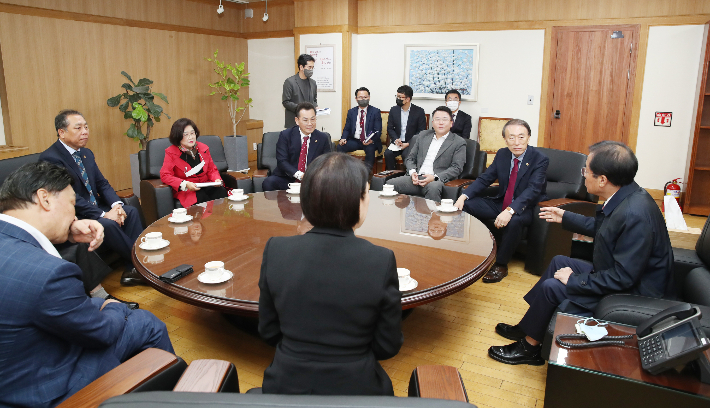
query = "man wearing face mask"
xmin=444 ymin=89 xmax=472 ymax=140
xmin=282 ymin=54 xmax=318 ymax=129
xmin=337 ymin=87 xmax=382 ymax=171
xmin=384 ymin=85 xmax=427 ymax=170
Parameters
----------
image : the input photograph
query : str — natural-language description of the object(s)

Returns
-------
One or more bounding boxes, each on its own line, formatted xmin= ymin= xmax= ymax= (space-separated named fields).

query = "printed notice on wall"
xmin=655 ymin=112 xmax=672 ymax=127
xmin=306 ymin=45 xmax=335 ymax=92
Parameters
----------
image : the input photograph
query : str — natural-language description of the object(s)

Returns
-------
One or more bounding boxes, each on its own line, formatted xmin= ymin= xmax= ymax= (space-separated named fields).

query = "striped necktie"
xmin=72 ymin=151 xmax=97 ymax=206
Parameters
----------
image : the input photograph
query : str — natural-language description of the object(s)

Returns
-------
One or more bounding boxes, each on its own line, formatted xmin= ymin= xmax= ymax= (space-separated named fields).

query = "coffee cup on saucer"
xmin=229 ymin=188 xmax=244 ymax=198
xmin=382 ymin=184 xmax=395 ymax=194
xmin=141 ymin=232 xmax=163 ymax=248
xmin=204 ymin=261 xmax=225 ymax=280
xmin=288 ymin=183 xmax=301 ymax=193
xmin=172 ymin=208 xmax=188 ymax=220
xmin=440 ymin=199 xmax=454 ymax=209
xmin=397 ymin=268 xmax=413 ymax=289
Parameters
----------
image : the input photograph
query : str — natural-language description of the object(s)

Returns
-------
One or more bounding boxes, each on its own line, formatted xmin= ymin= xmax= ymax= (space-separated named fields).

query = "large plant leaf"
xmin=121 ymin=71 xmax=135 ymax=85
xmin=152 ymin=92 xmax=169 ymax=104
xmin=124 ymin=110 xmax=133 ymax=119
xmin=132 ymin=86 xmax=150 ymax=93
xmin=107 ymin=94 xmax=122 ymax=107
xmin=121 ymin=83 xmax=133 ymax=91
xmin=145 ymin=101 xmax=163 ymax=117
xmin=126 ymin=122 xmax=140 ymax=139
xmin=118 ymin=100 xmax=129 ymax=112
xmin=140 ymin=93 xmax=154 ymax=102
xmin=127 ymin=93 xmax=141 ymax=104
xmin=131 ymin=103 xmax=148 ymax=122
xmin=136 ymin=78 xmax=153 ymax=87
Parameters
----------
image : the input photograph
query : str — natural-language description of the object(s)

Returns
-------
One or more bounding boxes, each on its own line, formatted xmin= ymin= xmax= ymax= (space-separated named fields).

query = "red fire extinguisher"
xmin=663 ymin=178 xmax=682 ymax=211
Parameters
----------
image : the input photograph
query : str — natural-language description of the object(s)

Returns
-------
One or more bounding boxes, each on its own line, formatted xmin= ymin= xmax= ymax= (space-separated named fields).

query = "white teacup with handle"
xmin=397 ymin=268 xmax=413 ymax=290
xmin=172 ymin=208 xmax=188 ymax=220
xmin=440 ymin=199 xmax=455 ymax=209
xmin=141 ymin=232 xmax=163 ymax=248
xmin=382 ymin=184 xmax=395 ymax=194
xmin=288 ymin=183 xmax=301 ymax=193
xmin=204 ymin=261 xmax=225 ymax=280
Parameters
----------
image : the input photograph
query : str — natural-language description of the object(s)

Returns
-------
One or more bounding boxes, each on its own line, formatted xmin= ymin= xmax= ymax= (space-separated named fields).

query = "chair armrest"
xmin=252 ymin=169 xmax=269 ymax=178
xmin=140 ymin=179 xmax=175 ymax=226
xmin=408 ymin=365 xmax=468 ymax=402
xmin=58 ymin=349 xmax=182 ymax=408
xmin=444 ymin=179 xmax=474 ymax=188
xmin=173 ymin=360 xmax=239 ymax=393
xmin=116 ymin=191 xmax=134 ymax=199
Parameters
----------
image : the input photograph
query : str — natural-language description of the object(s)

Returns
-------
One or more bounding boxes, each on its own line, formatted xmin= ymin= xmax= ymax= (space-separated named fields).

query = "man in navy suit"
xmin=384 ymin=85 xmax=427 ymax=170
xmin=455 ymin=119 xmax=549 ymax=283
xmin=337 ymin=87 xmax=382 ymax=171
xmin=0 ymin=162 xmax=173 ymax=408
xmin=263 ymin=102 xmax=332 ymax=192
xmin=444 ymin=89 xmax=473 ymax=139
xmin=40 ymin=110 xmax=145 ymax=286
xmin=488 ymin=141 xmax=673 ymax=365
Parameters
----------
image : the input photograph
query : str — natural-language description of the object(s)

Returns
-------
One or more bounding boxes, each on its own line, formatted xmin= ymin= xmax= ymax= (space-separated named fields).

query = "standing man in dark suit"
xmin=337 ymin=87 xmax=382 ymax=171
xmin=444 ymin=89 xmax=473 ymax=139
xmin=0 ymin=162 xmax=173 ymax=407
xmin=489 ymin=141 xmax=673 ymax=365
xmin=282 ymin=54 xmax=317 ymax=129
xmin=384 ymin=85 xmax=427 ymax=170
xmin=40 ymin=110 xmax=145 ymax=286
xmin=387 ymin=106 xmax=466 ymax=202
xmin=455 ymin=119 xmax=549 ymax=283
xmin=262 ymin=102 xmax=331 ymax=191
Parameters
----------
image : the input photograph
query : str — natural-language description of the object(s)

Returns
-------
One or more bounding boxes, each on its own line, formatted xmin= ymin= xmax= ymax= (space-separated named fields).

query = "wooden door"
xmin=546 ymin=25 xmax=639 ymax=153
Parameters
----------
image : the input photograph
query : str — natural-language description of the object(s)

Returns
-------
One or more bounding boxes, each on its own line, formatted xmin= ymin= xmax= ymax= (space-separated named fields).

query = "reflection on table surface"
xmin=134 ymin=191 xmax=494 ymax=315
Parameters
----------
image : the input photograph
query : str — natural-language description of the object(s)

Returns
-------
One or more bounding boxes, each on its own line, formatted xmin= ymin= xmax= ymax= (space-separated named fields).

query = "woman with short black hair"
xmin=160 ymin=118 xmax=227 ymax=208
xmin=258 ymin=152 xmax=403 ymax=395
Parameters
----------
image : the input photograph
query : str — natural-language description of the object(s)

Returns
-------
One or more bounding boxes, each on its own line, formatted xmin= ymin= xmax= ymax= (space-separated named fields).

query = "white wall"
xmin=353 ymin=30 xmax=545 ymax=146
xmin=636 ymin=25 xmax=705 ymax=190
xmin=247 ymin=37 xmax=294 ymax=134
xmin=299 ymin=33 xmax=343 ymax=139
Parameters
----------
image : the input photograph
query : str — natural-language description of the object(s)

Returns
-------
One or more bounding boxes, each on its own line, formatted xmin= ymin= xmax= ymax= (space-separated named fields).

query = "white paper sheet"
xmin=195 ymin=181 xmax=221 ymax=188
xmin=664 ymin=196 xmax=688 ymax=231
xmin=316 ymin=108 xmax=330 ymax=116
xmin=387 ymin=143 xmax=403 ymax=152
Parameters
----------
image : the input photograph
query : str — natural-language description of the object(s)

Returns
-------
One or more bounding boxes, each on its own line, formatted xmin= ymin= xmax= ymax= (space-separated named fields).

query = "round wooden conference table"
xmin=133 ymin=191 xmax=496 ymax=317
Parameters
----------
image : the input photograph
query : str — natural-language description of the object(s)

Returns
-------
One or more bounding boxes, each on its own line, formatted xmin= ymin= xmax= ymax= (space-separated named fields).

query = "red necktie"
xmin=359 ymin=109 xmax=366 ymax=142
xmin=298 ymin=135 xmax=310 ymax=173
xmin=502 ymin=158 xmax=519 ymax=210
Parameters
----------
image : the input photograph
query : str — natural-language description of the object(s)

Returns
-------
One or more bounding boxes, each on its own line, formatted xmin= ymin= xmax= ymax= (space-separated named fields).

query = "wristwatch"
xmin=434 ymin=175 xmax=439 ymax=181
xmin=506 ymin=207 xmax=515 ymax=215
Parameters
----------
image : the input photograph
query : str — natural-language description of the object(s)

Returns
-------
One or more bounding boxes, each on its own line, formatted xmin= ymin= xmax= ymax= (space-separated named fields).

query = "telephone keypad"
xmin=639 ymin=335 xmax=664 ymax=366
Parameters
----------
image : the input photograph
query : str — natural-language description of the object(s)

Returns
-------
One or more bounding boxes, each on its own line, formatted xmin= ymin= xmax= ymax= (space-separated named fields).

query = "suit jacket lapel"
xmin=515 ymin=147 xmax=533 ymax=185
xmin=433 ymin=135 xmax=454 ymax=162
xmin=54 ymin=141 xmax=86 ymax=188
xmin=418 ymin=132 xmax=433 ymax=164
xmin=306 ymin=131 xmax=320 ymax=164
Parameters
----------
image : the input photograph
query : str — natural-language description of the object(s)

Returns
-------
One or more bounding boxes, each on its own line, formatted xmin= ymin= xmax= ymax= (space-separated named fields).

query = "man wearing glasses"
xmin=262 ymin=102 xmax=331 ymax=192
xmin=337 ymin=87 xmax=382 ymax=171
xmin=454 ymin=119 xmax=549 ymax=283
xmin=386 ymin=106 xmax=466 ymax=202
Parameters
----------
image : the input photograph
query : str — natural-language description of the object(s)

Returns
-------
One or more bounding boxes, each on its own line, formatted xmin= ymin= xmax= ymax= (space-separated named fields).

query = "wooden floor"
xmin=102 ymin=212 xmax=706 ymax=408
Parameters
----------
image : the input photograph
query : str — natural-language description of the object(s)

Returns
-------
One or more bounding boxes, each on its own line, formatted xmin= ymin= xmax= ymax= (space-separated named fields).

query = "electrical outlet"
xmin=253 ymin=142 xmax=257 ymax=151
xmin=527 ymin=95 xmax=534 ymax=105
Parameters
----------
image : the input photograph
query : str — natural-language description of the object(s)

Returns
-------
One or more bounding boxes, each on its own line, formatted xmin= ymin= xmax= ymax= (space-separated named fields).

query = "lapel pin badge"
xmin=526 ymin=163 xmax=529 ymax=166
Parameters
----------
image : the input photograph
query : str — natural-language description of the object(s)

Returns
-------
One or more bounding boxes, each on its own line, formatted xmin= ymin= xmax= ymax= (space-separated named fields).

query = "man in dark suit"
xmin=263 ymin=102 xmax=331 ymax=191
xmin=387 ymin=106 xmax=466 ymax=202
xmin=337 ymin=87 xmax=382 ymax=171
xmin=40 ymin=110 xmax=144 ymax=286
xmin=282 ymin=54 xmax=317 ymax=129
xmin=444 ymin=89 xmax=473 ymax=139
xmin=455 ymin=119 xmax=549 ymax=283
xmin=384 ymin=85 xmax=427 ymax=170
xmin=0 ymin=161 xmax=173 ymax=407
xmin=489 ymin=141 xmax=674 ymax=366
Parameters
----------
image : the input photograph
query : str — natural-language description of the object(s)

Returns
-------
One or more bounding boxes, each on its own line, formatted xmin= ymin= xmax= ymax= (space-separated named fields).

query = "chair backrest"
xmin=0 ymin=153 xmax=40 ymax=185
xmin=380 ymin=112 xmax=390 ymax=145
xmin=459 ymin=139 xmax=481 ymax=179
xmin=536 ymin=147 xmax=590 ymax=201
xmin=223 ymin=135 xmax=249 ymax=172
xmin=696 ymin=215 xmax=710 ymax=266
xmin=260 ymin=132 xmax=280 ymax=174
xmin=144 ymin=138 xmax=172 ymax=179
xmin=479 ymin=116 xmax=513 ymax=167
xmin=199 ymin=135 xmax=228 ymax=173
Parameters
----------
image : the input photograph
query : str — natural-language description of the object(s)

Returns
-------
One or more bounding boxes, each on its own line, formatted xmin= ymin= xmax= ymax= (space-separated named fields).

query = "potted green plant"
xmin=206 ymin=50 xmax=253 ymax=137
xmin=107 ymin=71 xmax=170 ymax=150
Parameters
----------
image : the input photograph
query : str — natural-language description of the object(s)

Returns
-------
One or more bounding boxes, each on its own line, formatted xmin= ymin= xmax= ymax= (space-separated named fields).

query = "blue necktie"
xmin=72 ymin=151 xmax=97 ymax=206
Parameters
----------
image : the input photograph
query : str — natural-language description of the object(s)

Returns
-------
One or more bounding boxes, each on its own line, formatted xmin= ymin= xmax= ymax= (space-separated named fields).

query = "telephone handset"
xmin=636 ymin=303 xmax=710 ymax=375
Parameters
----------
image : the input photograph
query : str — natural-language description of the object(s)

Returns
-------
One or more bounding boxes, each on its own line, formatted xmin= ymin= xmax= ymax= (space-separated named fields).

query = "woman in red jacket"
xmin=160 ymin=118 xmax=227 ymax=208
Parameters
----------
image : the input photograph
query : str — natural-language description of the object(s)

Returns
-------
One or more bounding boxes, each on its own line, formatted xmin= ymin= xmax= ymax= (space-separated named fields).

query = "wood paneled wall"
xmin=0 ymin=12 xmax=248 ymax=190
xmin=294 ymin=0 xmax=353 ymax=28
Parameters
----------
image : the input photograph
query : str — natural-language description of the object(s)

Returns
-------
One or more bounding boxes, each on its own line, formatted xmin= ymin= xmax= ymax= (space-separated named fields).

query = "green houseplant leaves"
xmin=206 ymin=50 xmax=253 ymax=137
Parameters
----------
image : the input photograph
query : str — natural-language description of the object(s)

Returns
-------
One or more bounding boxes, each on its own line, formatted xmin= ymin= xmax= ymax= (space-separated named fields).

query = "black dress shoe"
xmin=488 ymin=339 xmax=545 ymax=366
xmin=495 ymin=323 xmax=526 ymax=341
xmin=106 ymin=294 xmax=139 ymax=310
xmin=120 ymin=268 xmax=147 ymax=286
xmin=483 ymin=264 xmax=508 ymax=283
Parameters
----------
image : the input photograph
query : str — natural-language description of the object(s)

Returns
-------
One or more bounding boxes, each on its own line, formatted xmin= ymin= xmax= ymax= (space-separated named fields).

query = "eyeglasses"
xmin=581 ymin=168 xmax=596 ymax=178
xmin=183 ymin=131 xmax=196 ymax=137
xmin=299 ymin=118 xmax=317 ymax=124
xmin=433 ymin=117 xmax=451 ymax=123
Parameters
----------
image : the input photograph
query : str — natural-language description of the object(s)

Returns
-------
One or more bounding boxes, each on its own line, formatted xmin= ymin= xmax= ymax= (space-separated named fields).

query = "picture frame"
xmin=404 ymin=44 xmax=479 ymax=101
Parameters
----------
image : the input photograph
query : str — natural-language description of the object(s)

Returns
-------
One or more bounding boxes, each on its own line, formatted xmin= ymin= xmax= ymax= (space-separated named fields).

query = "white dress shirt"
xmin=412 ymin=132 xmax=449 ymax=177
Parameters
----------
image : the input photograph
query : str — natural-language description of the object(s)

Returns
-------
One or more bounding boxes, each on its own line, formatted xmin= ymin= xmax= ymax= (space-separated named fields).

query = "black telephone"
xmin=636 ymin=303 xmax=710 ymax=375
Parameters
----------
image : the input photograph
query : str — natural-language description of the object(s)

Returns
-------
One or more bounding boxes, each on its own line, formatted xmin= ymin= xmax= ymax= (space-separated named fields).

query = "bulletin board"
xmin=306 ymin=45 xmax=335 ymax=92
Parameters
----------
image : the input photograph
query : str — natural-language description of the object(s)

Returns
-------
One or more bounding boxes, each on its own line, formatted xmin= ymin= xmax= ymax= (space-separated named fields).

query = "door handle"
xmin=554 ymin=110 xmax=561 ymax=119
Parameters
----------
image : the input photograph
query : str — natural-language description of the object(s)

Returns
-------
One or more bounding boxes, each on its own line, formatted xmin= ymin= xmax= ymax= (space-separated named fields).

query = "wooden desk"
xmin=133 ymin=192 xmax=495 ymax=317
xmin=546 ymin=313 xmax=710 ymax=408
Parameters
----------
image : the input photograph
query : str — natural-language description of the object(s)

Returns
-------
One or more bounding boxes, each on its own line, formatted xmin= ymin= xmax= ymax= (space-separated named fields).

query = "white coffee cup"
xmin=172 ymin=208 xmax=187 ymax=219
xmin=204 ymin=261 xmax=225 ymax=279
xmin=229 ymin=188 xmax=244 ymax=197
xmin=288 ymin=196 xmax=300 ymax=203
xmin=141 ymin=232 xmax=163 ymax=247
xmin=383 ymin=184 xmax=395 ymax=193
xmin=229 ymin=203 xmax=245 ymax=211
xmin=397 ymin=268 xmax=412 ymax=288
xmin=441 ymin=199 xmax=454 ymax=208
xmin=288 ymin=183 xmax=301 ymax=192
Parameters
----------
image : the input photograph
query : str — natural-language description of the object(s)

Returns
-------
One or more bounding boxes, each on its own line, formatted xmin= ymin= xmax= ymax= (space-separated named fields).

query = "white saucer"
xmin=228 ymin=194 xmax=249 ymax=202
xmin=436 ymin=205 xmax=459 ymax=213
xmin=197 ymin=269 xmax=233 ymax=284
xmin=399 ymin=278 xmax=418 ymax=291
xmin=286 ymin=189 xmax=300 ymax=195
xmin=379 ymin=190 xmax=397 ymax=197
xmin=168 ymin=215 xmax=193 ymax=223
xmin=139 ymin=239 xmax=170 ymax=251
